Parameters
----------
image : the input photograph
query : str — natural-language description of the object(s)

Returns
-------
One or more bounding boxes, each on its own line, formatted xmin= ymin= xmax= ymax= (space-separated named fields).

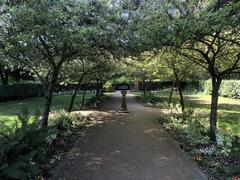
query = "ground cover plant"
xmin=135 ymin=91 xmax=240 ymax=179
xmin=0 ymin=93 xmax=109 ymax=179
xmin=135 ymin=91 xmax=240 ymax=136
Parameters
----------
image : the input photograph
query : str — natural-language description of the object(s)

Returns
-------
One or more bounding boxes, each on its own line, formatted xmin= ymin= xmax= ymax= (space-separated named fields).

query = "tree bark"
xmin=0 ymin=71 xmax=8 ymax=85
xmin=41 ymin=81 xmax=55 ymax=127
xmin=143 ymin=79 xmax=146 ymax=98
xmin=96 ymin=81 xmax=103 ymax=97
xmin=177 ymin=81 xmax=185 ymax=112
xmin=41 ymin=70 xmax=59 ymax=128
xmin=96 ymin=80 xmax=100 ymax=97
xmin=0 ymin=66 xmax=9 ymax=85
xmin=174 ymin=69 xmax=185 ymax=112
xmin=209 ymin=76 xmax=222 ymax=141
xmin=148 ymin=79 xmax=152 ymax=98
xmin=168 ymin=81 xmax=175 ymax=105
xmin=68 ymin=74 xmax=85 ymax=113
xmin=81 ymin=83 xmax=89 ymax=109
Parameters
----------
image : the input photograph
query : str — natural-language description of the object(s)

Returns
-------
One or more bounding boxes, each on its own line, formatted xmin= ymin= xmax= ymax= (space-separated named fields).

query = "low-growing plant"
xmin=0 ymin=108 xmax=57 ymax=180
xmin=86 ymin=94 xmax=109 ymax=108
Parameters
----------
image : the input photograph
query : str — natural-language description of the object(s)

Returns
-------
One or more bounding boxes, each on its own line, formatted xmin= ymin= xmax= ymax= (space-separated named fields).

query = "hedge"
xmin=203 ymin=80 xmax=240 ymax=99
xmin=0 ymin=83 xmax=44 ymax=102
xmin=138 ymin=81 xmax=200 ymax=91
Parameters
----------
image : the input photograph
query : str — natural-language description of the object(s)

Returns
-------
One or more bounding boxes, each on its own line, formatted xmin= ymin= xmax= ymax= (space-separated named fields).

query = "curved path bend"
xmin=52 ymin=92 xmax=207 ymax=180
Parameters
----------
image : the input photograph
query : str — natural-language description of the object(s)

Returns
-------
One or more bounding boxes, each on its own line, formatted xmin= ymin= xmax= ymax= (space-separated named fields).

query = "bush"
xmin=203 ymin=80 xmax=240 ymax=99
xmin=0 ymin=83 xmax=44 ymax=102
xmin=138 ymin=81 xmax=200 ymax=91
xmin=86 ymin=94 xmax=109 ymax=108
xmin=0 ymin=109 xmax=57 ymax=180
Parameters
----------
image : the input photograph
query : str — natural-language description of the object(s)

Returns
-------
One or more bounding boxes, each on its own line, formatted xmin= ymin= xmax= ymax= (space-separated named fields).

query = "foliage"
xmin=0 ymin=106 xmax=89 ymax=179
xmin=138 ymin=81 xmax=200 ymax=91
xmin=0 ymin=109 xmax=56 ymax=180
xmin=51 ymin=110 xmax=86 ymax=131
xmin=86 ymin=94 xmax=110 ymax=108
xmin=203 ymin=80 xmax=240 ymax=99
xmin=0 ymin=83 xmax=44 ymax=102
xmin=161 ymin=107 xmax=240 ymax=178
xmin=1 ymin=0 xmax=124 ymax=127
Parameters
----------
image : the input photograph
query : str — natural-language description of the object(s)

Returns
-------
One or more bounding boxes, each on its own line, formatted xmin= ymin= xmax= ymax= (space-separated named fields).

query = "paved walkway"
xmin=52 ymin=92 xmax=207 ymax=180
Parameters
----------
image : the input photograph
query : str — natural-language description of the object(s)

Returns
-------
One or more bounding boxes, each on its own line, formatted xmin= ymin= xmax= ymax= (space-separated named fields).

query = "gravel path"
xmin=52 ymin=92 xmax=207 ymax=180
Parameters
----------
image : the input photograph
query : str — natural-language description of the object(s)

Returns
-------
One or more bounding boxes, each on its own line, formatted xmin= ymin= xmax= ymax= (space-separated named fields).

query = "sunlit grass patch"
xmin=135 ymin=91 xmax=240 ymax=136
xmin=0 ymin=92 xmax=95 ymax=124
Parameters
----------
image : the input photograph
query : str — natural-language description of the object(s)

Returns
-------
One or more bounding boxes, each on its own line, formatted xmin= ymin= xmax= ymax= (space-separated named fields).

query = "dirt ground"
xmin=51 ymin=92 xmax=207 ymax=180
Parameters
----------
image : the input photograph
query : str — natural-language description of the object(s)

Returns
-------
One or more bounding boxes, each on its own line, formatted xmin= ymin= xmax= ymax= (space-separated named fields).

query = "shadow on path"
xmin=52 ymin=92 xmax=207 ymax=180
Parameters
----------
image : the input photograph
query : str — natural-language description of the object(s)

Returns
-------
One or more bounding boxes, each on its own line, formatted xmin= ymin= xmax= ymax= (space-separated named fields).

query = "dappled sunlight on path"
xmin=52 ymin=92 xmax=207 ymax=180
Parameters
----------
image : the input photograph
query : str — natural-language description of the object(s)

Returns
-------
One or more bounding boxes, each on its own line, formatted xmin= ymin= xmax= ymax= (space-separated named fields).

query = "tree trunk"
xmin=96 ymin=80 xmax=104 ymax=97
xmin=68 ymin=74 xmax=85 ymax=113
xmin=41 ymin=70 xmax=59 ymax=128
xmin=209 ymin=76 xmax=222 ymax=141
xmin=41 ymin=82 xmax=55 ymax=128
xmin=168 ymin=81 xmax=175 ymax=105
xmin=96 ymin=80 xmax=100 ymax=97
xmin=0 ymin=72 xmax=8 ymax=85
xmin=177 ymin=81 xmax=185 ymax=112
xmin=148 ymin=80 xmax=152 ymax=98
xmin=100 ymin=82 xmax=104 ymax=95
xmin=81 ymin=84 xmax=88 ymax=109
xmin=174 ymin=69 xmax=185 ymax=112
xmin=143 ymin=79 xmax=146 ymax=98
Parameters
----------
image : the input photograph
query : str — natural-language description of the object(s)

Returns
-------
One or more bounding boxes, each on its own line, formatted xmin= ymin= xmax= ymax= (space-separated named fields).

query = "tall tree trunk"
xmin=42 ymin=82 xmax=55 ymax=128
xmin=0 ymin=71 xmax=8 ymax=85
xmin=68 ymin=74 xmax=85 ymax=113
xmin=177 ymin=81 xmax=185 ymax=112
xmin=96 ymin=81 xmax=103 ymax=97
xmin=81 ymin=83 xmax=89 ymax=109
xmin=148 ymin=79 xmax=152 ymax=98
xmin=209 ymin=76 xmax=222 ymax=141
xmin=96 ymin=80 xmax=100 ymax=97
xmin=168 ymin=81 xmax=175 ymax=105
xmin=100 ymin=82 xmax=104 ymax=95
xmin=143 ymin=79 xmax=146 ymax=98
xmin=41 ymin=70 xmax=59 ymax=128
xmin=0 ymin=66 xmax=9 ymax=85
xmin=174 ymin=69 xmax=185 ymax=112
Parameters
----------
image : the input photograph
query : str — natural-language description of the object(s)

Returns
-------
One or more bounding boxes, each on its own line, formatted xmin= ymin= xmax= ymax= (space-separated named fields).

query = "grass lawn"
xmin=137 ymin=92 xmax=240 ymax=136
xmin=0 ymin=92 xmax=95 ymax=125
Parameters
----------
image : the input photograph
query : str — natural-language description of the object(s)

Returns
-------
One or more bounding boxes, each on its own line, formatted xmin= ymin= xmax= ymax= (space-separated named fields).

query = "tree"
xmin=1 ymin=0 xmax=100 ymax=127
xmin=133 ymin=0 xmax=240 ymax=141
xmin=172 ymin=1 xmax=240 ymax=141
xmin=157 ymin=50 xmax=196 ymax=112
xmin=61 ymin=54 xmax=113 ymax=112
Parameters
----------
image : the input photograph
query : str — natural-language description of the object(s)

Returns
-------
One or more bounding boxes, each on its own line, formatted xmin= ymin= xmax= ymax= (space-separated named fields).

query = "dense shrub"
xmin=0 ymin=110 xmax=57 ymax=180
xmin=0 ymin=83 xmax=44 ymax=102
xmin=138 ymin=81 xmax=200 ymax=91
xmin=203 ymin=80 xmax=240 ymax=99
xmin=86 ymin=94 xmax=110 ymax=108
xmin=0 ymin=108 xmax=88 ymax=179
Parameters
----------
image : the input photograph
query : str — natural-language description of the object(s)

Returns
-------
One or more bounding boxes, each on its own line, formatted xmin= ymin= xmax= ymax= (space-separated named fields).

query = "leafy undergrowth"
xmin=0 ymin=109 xmax=92 ymax=180
xmin=136 ymin=92 xmax=240 ymax=179
xmin=0 ymin=95 xmax=109 ymax=180
xmin=135 ymin=92 xmax=240 ymax=136
xmin=158 ymin=109 xmax=240 ymax=180
xmin=85 ymin=94 xmax=111 ymax=109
